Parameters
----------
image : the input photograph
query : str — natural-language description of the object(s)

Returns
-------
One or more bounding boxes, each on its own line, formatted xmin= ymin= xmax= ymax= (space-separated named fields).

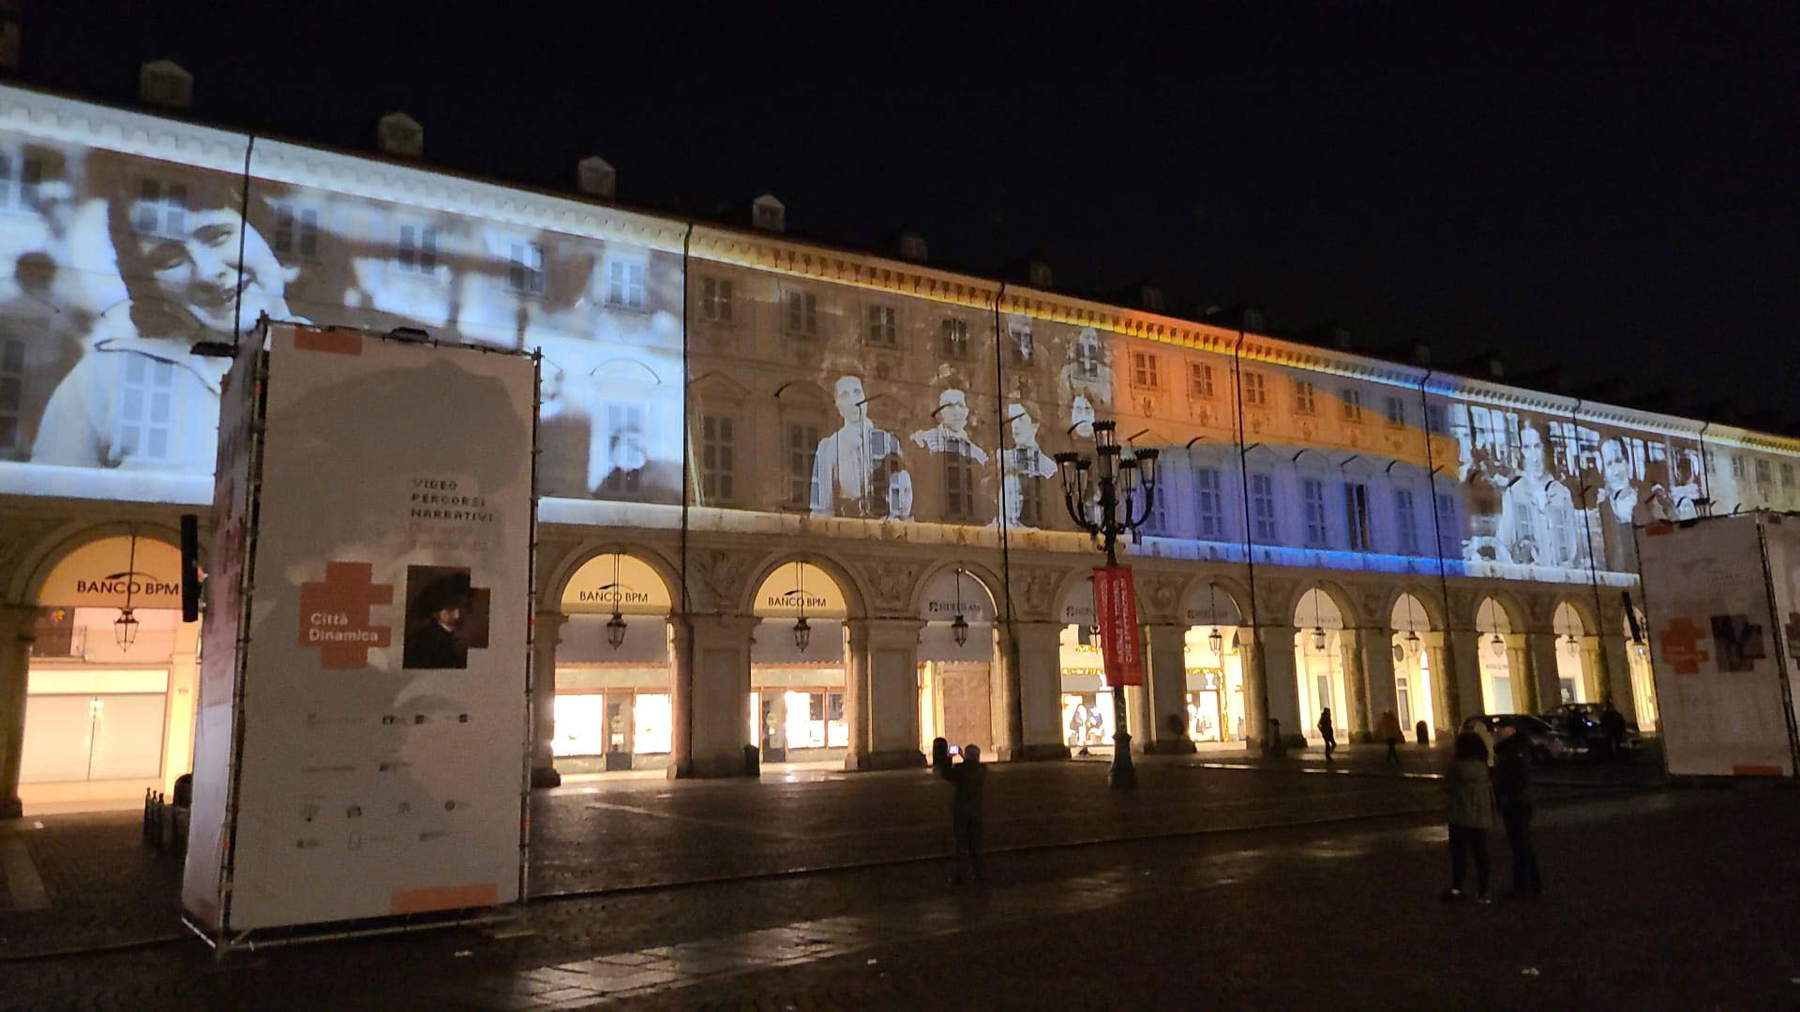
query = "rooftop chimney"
xmin=751 ymin=193 xmax=784 ymax=233
xmin=139 ymin=59 xmax=193 ymax=111
xmin=0 ymin=0 xmax=22 ymax=73
xmin=1027 ymin=259 xmax=1052 ymax=289
xmin=377 ymin=111 xmax=424 ymax=159
xmin=576 ymin=155 xmax=616 ymax=199
xmin=897 ymin=231 xmax=927 ymax=263
xmin=1139 ymin=284 xmax=1165 ymax=311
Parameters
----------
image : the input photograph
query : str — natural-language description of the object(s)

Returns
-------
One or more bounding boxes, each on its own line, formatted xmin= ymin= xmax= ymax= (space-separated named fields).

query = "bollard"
xmin=1415 ymin=719 xmax=1429 ymax=746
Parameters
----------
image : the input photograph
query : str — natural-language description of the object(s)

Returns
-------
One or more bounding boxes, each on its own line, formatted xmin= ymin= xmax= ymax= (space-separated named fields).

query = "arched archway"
xmin=1389 ymin=591 xmax=1438 ymax=740
xmin=749 ymin=560 xmax=852 ymax=765
xmin=552 ymin=549 xmax=677 ymax=772
xmin=914 ymin=565 xmax=1001 ymax=757
xmin=19 ymin=528 xmax=196 ymax=812
xmin=1623 ymin=607 xmax=1657 ymax=730
xmin=1181 ymin=579 xmax=1249 ymax=744
xmin=1475 ymin=595 xmax=1523 ymax=714
xmin=1551 ymin=601 xmax=1595 ymax=705
xmin=1292 ymin=586 xmax=1357 ymax=744
xmin=1055 ymin=572 xmax=1113 ymax=754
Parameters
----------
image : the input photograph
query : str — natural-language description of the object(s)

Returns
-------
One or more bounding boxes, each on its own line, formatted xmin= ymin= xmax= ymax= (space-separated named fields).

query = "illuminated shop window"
xmin=396 ymin=224 xmax=438 ymax=273
xmin=1196 ymin=467 xmax=1225 ymax=539
xmin=785 ymin=421 xmax=820 ymax=507
xmin=1293 ymin=380 xmax=1316 ymax=415
xmin=117 ymin=353 xmax=175 ymax=461
xmin=132 ymin=178 xmax=186 ymax=237
xmin=1190 ymin=362 xmax=1215 ymax=399
xmin=1394 ymin=488 xmax=1420 ymax=555
xmin=272 ymin=203 xmax=320 ymax=261
xmin=1250 ymin=472 xmax=1279 ymax=543
xmin=1130 ymin=351 xmax=1160 ymax=389
xmin=700 ymin=414 xmax=736 ymax=503
xmin=700 ymin=277 xmax=734 ymax=322
xmin=1302 ymin=478 xmax=1330 ymax=548
xmin=632 ymin=693 xmax=673 ymax=754
xmin=1341 ymin=388 xmax=1363 ymax=423
xmin=0 ymin=337 xmax=23 ymax=450
xmin=1242 ymin=371 xmax=1267 ymax=407
xmin=940 ymin=317 xmax=970 ymax=360
xmin=0 ymin=152 xmax=43 ymax=210
xmin=1344 ymin=481 xmax=1372 ymax=551
xmin=866 ymin=304 xmax=898 ymax=347
xmin=1385 ymin=395 xmax=1406 ymax=428
xmin=607 ymin=260 xmax=647 ymax=310
xmin=508 ymin=242 xmax=546 ymax=295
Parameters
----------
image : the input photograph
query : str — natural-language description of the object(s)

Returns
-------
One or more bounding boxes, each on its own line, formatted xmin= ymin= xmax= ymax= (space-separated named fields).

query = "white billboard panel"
xmin=1638 ymin=513 xmax=1798 ymax=776
xmin=183 ymin=322 xmax=535 ymax=935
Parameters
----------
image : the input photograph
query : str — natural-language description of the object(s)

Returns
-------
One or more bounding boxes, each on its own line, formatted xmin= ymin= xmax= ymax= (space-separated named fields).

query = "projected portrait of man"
xmin=910 ymin=388 xmax=989 ymax=463
xmin=1497 ymin=420 xmax=1579 ymax=568
xmin=1058 ymin=326 xmax=1113 ymax=405
xmin=999 ymin=403 xmax=1057 ymax=529
xmin=1597 ymin=437 xmax=1641 ymax=572
xmin=811 ymin=374 xmax=906 ymax=518
xmin=31 ymin=157 xmax=300 ymax=471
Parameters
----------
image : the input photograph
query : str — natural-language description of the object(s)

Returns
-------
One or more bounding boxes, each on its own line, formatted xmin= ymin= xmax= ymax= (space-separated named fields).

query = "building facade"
xmin=3 ymin=82 xmax=1796 ymax=812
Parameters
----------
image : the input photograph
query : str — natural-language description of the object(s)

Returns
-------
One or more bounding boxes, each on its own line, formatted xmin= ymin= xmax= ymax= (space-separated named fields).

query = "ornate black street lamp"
xmin=1053 ymin=420 xmax=1159 ymax=789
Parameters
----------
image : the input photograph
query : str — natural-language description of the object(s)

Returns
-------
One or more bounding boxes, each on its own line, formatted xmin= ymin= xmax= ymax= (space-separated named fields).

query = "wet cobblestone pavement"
xmin=4 ymin=749 xmax=1786 ymax=1009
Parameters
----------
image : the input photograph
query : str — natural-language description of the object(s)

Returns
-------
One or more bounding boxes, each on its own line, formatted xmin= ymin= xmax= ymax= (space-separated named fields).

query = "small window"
xmin=1131 ymin=351 xmax=1161 ymax=389
xmin=700 ymin=414 xmax=736 ymax=502
xmin=397 ymin=224 xmax=438 ymax=273
xmin=272 ymin=203 xmax=320 ymax=262
xmin=133 ymin=178 xmax=187 ymax=238
xmin=1756 ymin=459 xmax=1773 ymax=486
xmin=1189 ymin=362 xmax=1215 ymax=399
xmin=1435 ymin=493 xmax=1459 ymax=557
xmin=1344 ymin=481 xmax=1371 ymax=551
xmin=785 ymin=291 xmax=819 ymax=336
xmin=0 ymin=153 xmax=44 ymax=210
xmin=944 ymin=447 xmax=976 ymax=520
xmin=1427 ymin=403 xmax=1448 ymax=435
xmin=1341 ymin=388 xmax=1363 ymax=423
xmin=1250 ymin=473 xmax=1279 ymax=543
xmin=1195 ymin=467 xmax=1225 ymax=539
xmin=786 ymin=421 xmax=821 ymax=507
xmin=1385 ymin=395 xmax=1406 ymax=428
xmin=866 ymin=305 xmax=898 ymax=348
xmin=1242 ymin=371 xmax=1267 ymax=407
xmin=1303 ymin=478 xmax=1330 ymax=548
xmin=1783 ymin=463 xmax=1796 ymax=489
xmin=940 ymin=318 xmax=970 ymax=360
xmin=1394 ymin=488 xmax=1420 ymax=555
xmin=607 ymin=260 xmax=648 ymax=310
xmin=508 ymin=242 xmax=546 ymax=295
xmin=700 ymin=277 xmax=734 ymax=322
xmin=1293 ymin=381 xmax=1316 ymax=415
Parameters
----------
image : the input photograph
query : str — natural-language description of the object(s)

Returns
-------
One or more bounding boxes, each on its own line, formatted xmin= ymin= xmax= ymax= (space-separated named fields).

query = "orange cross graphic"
xmin=298 ymin=561 xmax=393 ymax=669
xmin=1658 ymin=617 xmax=1710 ymax=675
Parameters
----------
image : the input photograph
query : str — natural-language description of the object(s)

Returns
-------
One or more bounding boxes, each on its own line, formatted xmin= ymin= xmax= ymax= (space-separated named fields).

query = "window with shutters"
xmin=508 ymin=242 xmax=545 ymax=295
xmin=700 ymin=414 xmax=736 ymax=503
xmin=1302 ymin=478 xmax=1330 ymax=548
xmin=598 ymin=402 xmax=646 ymax=494
xmin=132 ymin=178 xmax=187 ymax=238
xmin=944 ymin=441 xmax=976 ymax=520
xmin=0 ymin=152 xmax=43 ymax=211
xmin=1189 ymin=362 xmax=1215 ymax=399
xmin=1195 ymin=467 xmax=1225 ymax=539
xmin=700 ymin=277 xmax=734 ymax=322
xmin=396 ymin=223 xmax=438 ymax=273
xmin=1293 ymin=381 xmax=1316 ymax=415
xmin=1250 ymin=473 xmax=1279 ymax=543
xmin=116 ymin=353 xmax=177 ymax=462
xmin=866 ymin=304 xmax=898 ymax=348
xmin=1435 ymin=493 xmax=1459 ymax=558
xmin=271 ymin=203 xmax=320 ymax=261
xmin=1242 ymin=371 xmax=1268 ymax=407
xmin=1341 ymin=388 xmax=1363 ymax=423
xmin=784 ymin=291 xmax=819 ymax=337
xmin=786 ymin=421 xmax=821 ymax=508
xmin=606 ymin=260 xmax=647 ymax=310
xmin=1427 ymin=403 xmax=1448 ymax=435
xmin=1385 ymin=395 xmax=1406 ymax=428
xmin=1009 ymin=320 xmax=1035 ymax=365
xmin=1344 ymin=481 xmax=1371 ymax=551
xmin=940 ymin=318 xmax=970 ymax=360
xmin=1131 ymin=351 xmax=1161 ymax=389
xmin=1394 ymin=488 xmax=1420 ymax=555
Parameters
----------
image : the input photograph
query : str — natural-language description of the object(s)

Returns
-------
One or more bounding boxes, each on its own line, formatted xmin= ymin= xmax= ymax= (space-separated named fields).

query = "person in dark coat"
xmin=936 ymin=742 xmax=988 ymax=885
xmin=1599 ymin=699 xmax=1628 ymax=761
xmin=1492 ymin=724 xmax=1543 ymax=898
xmin=1442 ymin=731 xmax=1499 ymax=903
xmin=1317 ymin=708 xmax=1337 ymax=761
xmin=1376 ymin=709 xmax=1403 ymax=764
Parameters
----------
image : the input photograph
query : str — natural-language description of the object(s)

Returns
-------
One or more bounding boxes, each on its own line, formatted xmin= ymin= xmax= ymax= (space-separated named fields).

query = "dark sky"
xmin=23 ymin=1 xmax=1800 ymax=422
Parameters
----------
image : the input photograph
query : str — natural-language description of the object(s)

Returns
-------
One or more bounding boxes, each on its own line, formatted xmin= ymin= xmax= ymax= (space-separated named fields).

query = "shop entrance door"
xmin=935 ymin=663 xmax=992 ymax=753
xmin=20 ymin=692 xmax=167 ymax=783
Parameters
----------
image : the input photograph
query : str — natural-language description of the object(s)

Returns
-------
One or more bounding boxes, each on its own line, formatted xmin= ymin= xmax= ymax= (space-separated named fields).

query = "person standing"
xmin=1377 ymin=709 xmax=1403 ymax=765
xmin=1317 ymin=707 xmax=1337 ymax=762
xmin=1599 ymin=699 xmax=1627 ymax=761
xmin=936 ymin=742 xmax=987 ymax=886
xmin=1442 ymin=731 xmax=1500 ymax=903
xmin=1492 ymin=725 xmax=1543 ymax=898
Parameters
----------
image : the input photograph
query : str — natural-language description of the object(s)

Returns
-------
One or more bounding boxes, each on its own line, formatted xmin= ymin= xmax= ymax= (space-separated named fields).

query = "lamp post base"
xmin=1108 ymin=731 xmax=1137 ymax=788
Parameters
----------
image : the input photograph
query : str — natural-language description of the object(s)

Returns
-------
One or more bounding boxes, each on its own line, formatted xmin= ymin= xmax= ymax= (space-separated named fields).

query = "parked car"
xmin=1547 ymin=704 xmax=1646 ymax=758
xmin=1476 ymin=714 xmax=1586 ymax=764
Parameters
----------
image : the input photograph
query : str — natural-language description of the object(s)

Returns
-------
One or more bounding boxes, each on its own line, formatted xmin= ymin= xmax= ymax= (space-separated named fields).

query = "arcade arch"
xmin=1551 ymin=601 xmax=1594 ymax=706
xmin=1389 ymin=592 xmax=1438 ymax=741
xmin=1624 ymin=608 xmax=1657 ymax=730
xmin=1292 ymin=586 xmax=1354 ymax=743
xmin=1475 ymin=596 xmax=1522 ymax=714
xmin=552 ymin=550 xmax=676 ymax=772
xmin=18 ymin=530 xmax=197 ymax=813
xmin=750 ymin=561 xmax=851 ymax=764
xmin=1056 ymin=574 xmax=1114 ymax=754
xmin=1181 ymin=580 xmax=1248 ymax=744
xmin=914 ymin=566 xmax=1001 ymax=756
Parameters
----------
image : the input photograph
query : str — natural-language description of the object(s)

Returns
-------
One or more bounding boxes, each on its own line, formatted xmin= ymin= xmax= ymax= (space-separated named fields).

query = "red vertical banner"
xmin=1093 ymin=565 xmax=1144 ymax=686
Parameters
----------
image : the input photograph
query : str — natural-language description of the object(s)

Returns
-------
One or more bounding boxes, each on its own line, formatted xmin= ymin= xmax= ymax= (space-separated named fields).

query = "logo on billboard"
xmin=1658 ymin=617 xmax=1710 ymax=674
xmin=299 ymin=561 xmax=394 ymax=668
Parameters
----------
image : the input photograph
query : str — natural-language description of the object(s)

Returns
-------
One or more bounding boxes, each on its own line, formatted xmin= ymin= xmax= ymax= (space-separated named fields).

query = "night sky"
xmin=23 ymin=1 xmax=1799 ymax=423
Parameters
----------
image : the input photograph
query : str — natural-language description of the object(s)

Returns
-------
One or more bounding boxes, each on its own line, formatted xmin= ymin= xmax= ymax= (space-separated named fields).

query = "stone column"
xmin=670 ymin=613 xmax=758 ymax=778
xmin=164 ymin=619 xmax=202 ymax=794
xmin=530 ymin=611 xmax=567 ymax=788
xmin=1339 ymin=629 xmax=1372 ymax=742
xmin=0 ymin=605 xmax=37 ymax=819
xmin=844 ymin=618 xmax=926 ymax=771
xmin=1423 ymin=634 xmax=1455 ymax=741
xmin=1259 ymin=624 xmax=1303 ymax=748
xmin=1238 ymin=633 xmax=1268 ymax=750
xmin=1597 ymin=634 xmax=1633 ymax=716
xmin=1360 ymin=628 xmax=1398 ymax=742
xmin=1447 ymin=629 xmax=1485 ymax=722
xmin=998 ymin=620 xmax=1069 ymax=760
xmin=1525 ymin=631 xmax=1561 ymax=713
xmin=1142 ymin=623 xmax=1195 ymax=753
